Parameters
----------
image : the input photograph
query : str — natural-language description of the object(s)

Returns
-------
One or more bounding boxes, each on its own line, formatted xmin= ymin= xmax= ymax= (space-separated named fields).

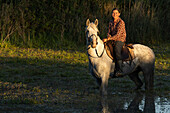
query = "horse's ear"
xmin=94 ymin=19 xmax=98 ymax=26
xmin=86 ymin=19 xmax=90 ymax=26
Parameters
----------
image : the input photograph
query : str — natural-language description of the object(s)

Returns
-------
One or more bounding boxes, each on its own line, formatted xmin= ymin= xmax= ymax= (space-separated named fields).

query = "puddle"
xmin=0 ymin=91 xmax=169 ymax=113
xmin=100 ymin=92 xmax=170 ymax=113
xmin=123 ymin=97 xmax=170 ymax=113
xmin=154 ymin=97 xmax=170 ymax=113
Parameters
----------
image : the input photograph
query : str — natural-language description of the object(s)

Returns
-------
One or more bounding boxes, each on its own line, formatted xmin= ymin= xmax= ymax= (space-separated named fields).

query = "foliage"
xmin=0 ymin=0 xmax=169 ymax=48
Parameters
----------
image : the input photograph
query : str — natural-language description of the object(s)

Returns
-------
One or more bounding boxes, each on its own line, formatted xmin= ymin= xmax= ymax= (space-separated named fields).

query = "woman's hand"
xmin=107 ymin=37 xmax=111 ymax=40
xmin=103 ymin=38 xmax=108 ymax=43
xmin=103 ymin=34 xmax=112 ymax=42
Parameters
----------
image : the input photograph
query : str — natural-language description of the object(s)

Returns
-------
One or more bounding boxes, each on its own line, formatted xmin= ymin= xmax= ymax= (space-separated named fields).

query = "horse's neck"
xmin=87 ymin=37 xmax=104 ymax=58
xmin=96 ymin=37 xmax=104 ymax=50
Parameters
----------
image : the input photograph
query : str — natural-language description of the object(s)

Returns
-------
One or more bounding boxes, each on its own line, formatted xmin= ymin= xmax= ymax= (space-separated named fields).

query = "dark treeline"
xmin=0 ymin=0 xmax=169 ymax=49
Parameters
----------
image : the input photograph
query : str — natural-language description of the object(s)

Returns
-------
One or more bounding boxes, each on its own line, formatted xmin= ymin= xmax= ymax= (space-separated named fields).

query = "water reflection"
xmin=100 ymin=92 xmax=169 ymax=113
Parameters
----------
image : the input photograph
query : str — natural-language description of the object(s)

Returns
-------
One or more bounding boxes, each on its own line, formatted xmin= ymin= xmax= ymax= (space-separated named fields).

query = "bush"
xmin=0 ymin=0 xmax=169 ymax=48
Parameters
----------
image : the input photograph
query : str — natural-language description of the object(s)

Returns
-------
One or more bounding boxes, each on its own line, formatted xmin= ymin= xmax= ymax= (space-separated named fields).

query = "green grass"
xmin=0 ymin=44 xmax=169 ymax=112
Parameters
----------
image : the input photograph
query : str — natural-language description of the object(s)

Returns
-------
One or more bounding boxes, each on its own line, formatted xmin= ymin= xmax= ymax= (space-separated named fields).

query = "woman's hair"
xmin=111 ymin=8 xmax=120 ymax=19
xmin=111 ymin=8 xmax=120 ymax=13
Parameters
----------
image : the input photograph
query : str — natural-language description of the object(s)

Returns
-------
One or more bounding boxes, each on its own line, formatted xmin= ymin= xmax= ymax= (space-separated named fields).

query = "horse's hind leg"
xmin=129 ymin=69 xmax=143 ymax=90
xmin=143 ymin=67 xmax=154 ymax=90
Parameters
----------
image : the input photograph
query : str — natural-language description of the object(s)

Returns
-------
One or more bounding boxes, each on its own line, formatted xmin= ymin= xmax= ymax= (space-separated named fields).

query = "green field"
xmin=0 ymin=44 xmax=169 ymax=112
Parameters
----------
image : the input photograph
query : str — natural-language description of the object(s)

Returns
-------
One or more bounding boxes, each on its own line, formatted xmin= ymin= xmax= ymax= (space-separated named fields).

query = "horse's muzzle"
xmin=92 ymin=44 xmax=96 ymax=48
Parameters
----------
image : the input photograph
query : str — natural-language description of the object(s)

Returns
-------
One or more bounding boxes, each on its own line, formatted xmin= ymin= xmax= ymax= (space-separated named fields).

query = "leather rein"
xmin=87 ymin=34 xmax=104 ymax=58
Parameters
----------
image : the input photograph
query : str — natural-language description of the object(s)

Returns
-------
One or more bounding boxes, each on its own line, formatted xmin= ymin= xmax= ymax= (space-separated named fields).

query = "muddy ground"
xmin=0 ymin=46 xmax=169 ymax=112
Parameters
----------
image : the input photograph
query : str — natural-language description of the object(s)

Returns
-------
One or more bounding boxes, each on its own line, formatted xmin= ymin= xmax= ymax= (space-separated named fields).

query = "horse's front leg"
xmin=100 ymin=74 xmax=109 ymax=96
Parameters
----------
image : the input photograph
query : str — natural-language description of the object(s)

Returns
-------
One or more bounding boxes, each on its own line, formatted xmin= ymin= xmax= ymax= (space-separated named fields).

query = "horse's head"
xmin=85 ymin=19 xmax=100 ymax=48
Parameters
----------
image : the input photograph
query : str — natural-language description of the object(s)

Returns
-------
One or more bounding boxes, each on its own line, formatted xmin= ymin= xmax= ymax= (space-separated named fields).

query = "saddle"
xmin=104 ymin=41 xmax=135 ymax=61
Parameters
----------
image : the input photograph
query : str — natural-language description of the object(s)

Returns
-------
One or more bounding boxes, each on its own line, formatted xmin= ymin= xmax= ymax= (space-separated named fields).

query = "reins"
xmin=95 ymin=48 xmax=104 ymax=57
xmin=87 ymin=34 xmax=98 ymax=45
xmin=87 ymin=47 xmax=104 ymax=58
xmin=87 ymin=34 xmax=104 ymax=58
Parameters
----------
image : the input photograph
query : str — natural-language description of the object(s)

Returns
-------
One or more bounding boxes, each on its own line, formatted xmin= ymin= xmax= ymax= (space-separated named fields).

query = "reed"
xmin=0 ymin=0 xmax=168 ymax=49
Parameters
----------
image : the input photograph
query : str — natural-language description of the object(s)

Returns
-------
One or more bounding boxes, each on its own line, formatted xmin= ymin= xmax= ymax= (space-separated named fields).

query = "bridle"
xmin=87 ymin=34 xmax=98 ymax=45
xmin=87 ymin=33 xmax=104 ymax=58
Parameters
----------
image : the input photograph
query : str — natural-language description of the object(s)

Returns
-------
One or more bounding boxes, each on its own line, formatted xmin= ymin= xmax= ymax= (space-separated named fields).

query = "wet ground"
xmin=0 ymin=47 xmax=169 ymax=112
xmin=0 ymin=92 xmax=169 ymax=113
xmin=0 ymin=75 xmax=169 ymax=113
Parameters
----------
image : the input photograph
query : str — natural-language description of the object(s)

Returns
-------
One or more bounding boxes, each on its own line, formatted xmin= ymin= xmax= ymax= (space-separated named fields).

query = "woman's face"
xmin=112 ymin=10 xmax=120 ymax=20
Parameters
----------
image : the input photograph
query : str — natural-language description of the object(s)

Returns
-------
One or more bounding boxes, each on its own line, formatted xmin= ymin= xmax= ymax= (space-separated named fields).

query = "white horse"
xmin=85 ymin=19 xmax=155 ymax=95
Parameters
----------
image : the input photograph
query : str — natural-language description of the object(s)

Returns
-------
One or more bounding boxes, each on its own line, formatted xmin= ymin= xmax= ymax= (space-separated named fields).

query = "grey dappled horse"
xmin=85 ymin=19 xmax=155 ymax=95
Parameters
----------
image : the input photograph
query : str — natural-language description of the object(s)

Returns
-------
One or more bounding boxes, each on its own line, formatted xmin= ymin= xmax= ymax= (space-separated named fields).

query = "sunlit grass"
xmin=0 ymin=44 xmax=169 ymax=110
xmin=0 ymin=46 xmax=90 ymax=106
xmin=153 ymin=44 xmax=170 ymax=76
xmin=0 ymin=46 xmax=88 ymax=65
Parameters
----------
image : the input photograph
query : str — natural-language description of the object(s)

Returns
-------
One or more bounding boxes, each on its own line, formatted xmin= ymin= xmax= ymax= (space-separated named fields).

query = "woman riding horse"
xmin=86 ymin=19 xmax=155 ymax=95
xmin=103 ymin=8 xmax=126 ymax=77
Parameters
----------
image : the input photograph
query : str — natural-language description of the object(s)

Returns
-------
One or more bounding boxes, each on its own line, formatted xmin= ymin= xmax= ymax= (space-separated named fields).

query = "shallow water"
xmin=78 ymin=92 xmax=170 ymax=113
xmin=55 ymin=91 xmax=170 ymax=113
xmin=104 ymin=92 xmax=170 ymax=113
xmin=0 ymin=92 xmax=169 ymax=113
xmin=138 ymin=96 xmax=170 ymax=113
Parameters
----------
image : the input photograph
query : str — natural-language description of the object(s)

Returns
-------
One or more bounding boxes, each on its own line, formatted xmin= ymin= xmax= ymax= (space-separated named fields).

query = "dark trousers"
xmin=114 ymin=41 xmax=124 ymax=71
xmin=114 ymin=41 xmax=124 ymax=60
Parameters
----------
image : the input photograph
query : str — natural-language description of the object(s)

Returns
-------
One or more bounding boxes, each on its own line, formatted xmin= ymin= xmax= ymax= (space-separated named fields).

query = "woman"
xmin=103 ymin=8 xmax=126 ymax=77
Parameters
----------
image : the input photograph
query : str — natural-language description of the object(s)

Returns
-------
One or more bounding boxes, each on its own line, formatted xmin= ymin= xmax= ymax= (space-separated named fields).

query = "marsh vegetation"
xmin=0 ymin=0 xmax=169 ymax=112
xmin=0 ymin=0 xmax=169 ymax=48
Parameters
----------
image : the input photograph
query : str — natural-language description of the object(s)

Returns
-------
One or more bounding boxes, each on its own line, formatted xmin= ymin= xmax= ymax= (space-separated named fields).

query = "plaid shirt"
xmin=107 ymin=17 xmax=126 ymax=42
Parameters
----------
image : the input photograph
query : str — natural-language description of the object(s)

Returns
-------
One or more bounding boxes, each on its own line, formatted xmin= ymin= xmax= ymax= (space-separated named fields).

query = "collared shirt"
xmin=107 ymin=17 xmax=126 ymax=42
